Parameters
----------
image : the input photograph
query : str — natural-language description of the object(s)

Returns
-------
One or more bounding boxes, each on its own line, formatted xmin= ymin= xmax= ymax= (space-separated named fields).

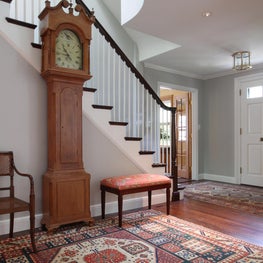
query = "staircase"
xmin=82 ymin=90 xmax=164 ymax=174
xmin=0 ymin=0 xmax=180 ymax=200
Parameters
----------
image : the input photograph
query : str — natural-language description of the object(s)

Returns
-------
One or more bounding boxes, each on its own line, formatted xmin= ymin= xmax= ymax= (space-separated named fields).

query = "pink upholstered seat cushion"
xmin=101 ymin=174 xmax=171 ymax=190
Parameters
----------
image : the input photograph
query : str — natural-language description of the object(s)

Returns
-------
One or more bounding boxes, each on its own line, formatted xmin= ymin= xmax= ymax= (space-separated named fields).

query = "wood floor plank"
xmin=152 ymin=197 xmax=263 ymax=247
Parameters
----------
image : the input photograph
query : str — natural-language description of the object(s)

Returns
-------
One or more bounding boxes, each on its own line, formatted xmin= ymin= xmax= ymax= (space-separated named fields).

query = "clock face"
xmin=55 ymin=29 xmax=83 ymax=70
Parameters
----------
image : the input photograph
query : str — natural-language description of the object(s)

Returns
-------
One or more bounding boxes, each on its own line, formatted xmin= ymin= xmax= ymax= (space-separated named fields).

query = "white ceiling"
xmin=103 ymin=0 xmax=263 ymax=79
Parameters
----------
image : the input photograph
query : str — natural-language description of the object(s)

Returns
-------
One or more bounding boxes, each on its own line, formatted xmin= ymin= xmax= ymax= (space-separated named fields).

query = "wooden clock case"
xmin=39 ymin=0 xmax=95 ymax=231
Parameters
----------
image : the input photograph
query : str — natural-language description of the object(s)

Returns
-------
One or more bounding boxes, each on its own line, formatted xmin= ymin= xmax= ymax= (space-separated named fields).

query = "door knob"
xmin=260 ymin=137 xmax=263 ymax=142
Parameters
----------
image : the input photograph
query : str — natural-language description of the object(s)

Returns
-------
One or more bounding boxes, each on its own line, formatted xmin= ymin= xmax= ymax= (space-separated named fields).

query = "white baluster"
xmin=117 ymin=56 xmax=121 ymax=121
xmin=112 ymin=51 xmax=116 ymax=120
xmin=136 ymin=79 xmax=140 ymax=137
xmin=107 ymin=42 xmax=111 ymax=107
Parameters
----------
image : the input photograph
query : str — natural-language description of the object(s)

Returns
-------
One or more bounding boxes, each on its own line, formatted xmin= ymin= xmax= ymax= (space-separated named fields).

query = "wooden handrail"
xmin=76 ymin=0 xmax=173 ymax=112
xmin=76 ymin=0 xmax=179 ymax=199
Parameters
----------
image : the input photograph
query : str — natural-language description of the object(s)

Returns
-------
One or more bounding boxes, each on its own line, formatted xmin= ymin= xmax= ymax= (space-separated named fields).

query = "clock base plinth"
xmin=41 ymin=169 xmax=94 ymax=232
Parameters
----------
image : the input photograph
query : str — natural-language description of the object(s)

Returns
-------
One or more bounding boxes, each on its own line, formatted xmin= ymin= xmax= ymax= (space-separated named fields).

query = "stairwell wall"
xmin=0 ymin=0 xmax=146 ymax=234
xmin=0 ymin=34 xmax=47 ymax=220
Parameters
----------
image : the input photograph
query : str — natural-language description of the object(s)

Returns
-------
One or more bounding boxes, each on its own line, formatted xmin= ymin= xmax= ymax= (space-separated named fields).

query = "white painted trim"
xmin=145 ymin=62 xmax=202 ymax=80
xmin=200 ymin=173 xmax=237 ymax=184
xmin=90 ymin=192 xmax=169 ymax=218
xmin=234 ymin=77 xmax=241 ymax=185
xmin=158 ymin=82 xmax=199 ymax=180
xmin=145 ymin=62 xmax=263 ymax=80
xmin=0 ymin=214 xmax=43 ymax=236
xmin=234 ymin=72 xmax=263 ymax=186
xmin=0 ymin=193 xmax=177 ymax=235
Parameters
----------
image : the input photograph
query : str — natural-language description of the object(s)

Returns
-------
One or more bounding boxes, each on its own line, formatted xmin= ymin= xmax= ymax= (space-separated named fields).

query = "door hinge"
xmin=240 ymin=128 xmax=242 ymax=135
xmin=240 ymin=167 xmax=242 ymax=174
xmin=239 ymin=89 xmax=242 ymax=96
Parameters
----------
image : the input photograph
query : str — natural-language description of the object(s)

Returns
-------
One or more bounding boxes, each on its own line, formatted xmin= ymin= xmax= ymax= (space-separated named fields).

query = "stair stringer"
xmin=0 ymin=1 xmax=41 ymax=72
xmin=82 ymin=92 xmax=165 ymax=175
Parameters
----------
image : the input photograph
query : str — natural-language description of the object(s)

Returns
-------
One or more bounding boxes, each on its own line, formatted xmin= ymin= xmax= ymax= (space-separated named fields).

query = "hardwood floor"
xmin=1 ymin=196 xmax=262 ymax=248
xmin=152 ymin=197 xmax=263 ymax=247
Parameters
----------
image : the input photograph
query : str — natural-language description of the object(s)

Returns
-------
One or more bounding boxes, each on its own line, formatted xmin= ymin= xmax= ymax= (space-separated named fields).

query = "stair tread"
xmin=6 ymin=17 xmax=36 ymax=29
xmin=92 ymin=104 xmax=113 ymax=110
xmin=109 ymin=121 xmax=128 ymax=126
xmin=152 ymin=163 xmax=166 ymax=167
xmin=31 ymin=43 xmax=42 ymax=49
xmin=83 ymin=87 xmax=97 ymax=93
xmin=125 ymin=137 xmax=142 ymax=141
xmin=139 ymin=150 xmax=155 ymax=155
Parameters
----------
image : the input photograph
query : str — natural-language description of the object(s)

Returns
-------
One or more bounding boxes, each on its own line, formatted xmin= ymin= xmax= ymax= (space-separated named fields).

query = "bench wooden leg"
xmin=118 ymin=194 xmax=123 ymax=227
xmin=166 ymin=187 xmax=170 ymax=215
xmin=148 ymin=190 xmax=152 ymax=209
xmin=101 ymin=189 xmax=105 ymax=219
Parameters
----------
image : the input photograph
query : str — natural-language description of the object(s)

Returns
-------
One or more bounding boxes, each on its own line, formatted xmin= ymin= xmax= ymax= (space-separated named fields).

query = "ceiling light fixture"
xmin=232 ymin=51 xmax=252 ymax=70
xmin=202 ymin=11 xmax=212 ymax=17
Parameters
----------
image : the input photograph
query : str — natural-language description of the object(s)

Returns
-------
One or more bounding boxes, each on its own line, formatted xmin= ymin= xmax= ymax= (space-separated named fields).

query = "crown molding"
xmin=144 ymin=62 xmax=263 ymax=81
xmin=144 ymin=62 xmax=203 ymax=80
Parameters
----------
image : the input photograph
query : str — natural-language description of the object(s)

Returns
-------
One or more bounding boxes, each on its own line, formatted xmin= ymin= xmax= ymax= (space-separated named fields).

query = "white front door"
xmin=240 ymin=81 xmax=263 ymax=186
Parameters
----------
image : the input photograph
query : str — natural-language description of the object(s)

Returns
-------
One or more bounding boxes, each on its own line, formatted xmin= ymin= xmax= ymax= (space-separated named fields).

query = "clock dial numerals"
xmin=55 ymin=29 xmax=83 ymax=70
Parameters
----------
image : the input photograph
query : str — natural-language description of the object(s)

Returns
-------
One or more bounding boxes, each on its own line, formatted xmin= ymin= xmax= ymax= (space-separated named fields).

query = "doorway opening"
xmin=160 ymin=86 xmax=192 ymax=181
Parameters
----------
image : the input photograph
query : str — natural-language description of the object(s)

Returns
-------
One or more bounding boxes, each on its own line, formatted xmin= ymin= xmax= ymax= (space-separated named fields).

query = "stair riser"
xmin=83 ymin=92 xmax=164 ymax=175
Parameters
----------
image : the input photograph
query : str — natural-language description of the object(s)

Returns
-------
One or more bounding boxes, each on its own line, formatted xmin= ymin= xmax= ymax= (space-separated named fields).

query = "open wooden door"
xmin=160 ymin=89 xmax=192 ymax=180
xmin=175 ymin=92 xmax=192 ymax=179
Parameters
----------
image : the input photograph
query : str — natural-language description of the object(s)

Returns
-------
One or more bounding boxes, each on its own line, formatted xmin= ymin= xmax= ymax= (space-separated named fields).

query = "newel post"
xmin=171 ymin=107 xmax=180 ymax=201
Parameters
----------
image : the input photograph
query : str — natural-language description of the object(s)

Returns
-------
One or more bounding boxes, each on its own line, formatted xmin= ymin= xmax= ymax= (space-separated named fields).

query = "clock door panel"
xmin=60 ymin=87 xmax=80 ymax=166
xmin=56 ymin=177 xmax=87 ymax=219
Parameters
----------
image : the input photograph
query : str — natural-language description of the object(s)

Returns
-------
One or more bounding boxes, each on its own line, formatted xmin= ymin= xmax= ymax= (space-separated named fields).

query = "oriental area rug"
xmin=1 ymin=210 xmax=262 ymax=262
xmin=184 ymin=181 xmax=263 ymax=216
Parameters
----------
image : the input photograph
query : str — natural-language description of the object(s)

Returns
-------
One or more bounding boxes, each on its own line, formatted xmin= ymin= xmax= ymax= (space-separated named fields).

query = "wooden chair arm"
xmin=12 ymin=162 xmax=35 ymax=195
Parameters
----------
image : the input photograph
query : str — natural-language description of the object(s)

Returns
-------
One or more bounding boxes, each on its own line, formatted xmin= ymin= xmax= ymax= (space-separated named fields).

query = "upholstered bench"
xmin=100 ymin=174 xmax=171 ymax=227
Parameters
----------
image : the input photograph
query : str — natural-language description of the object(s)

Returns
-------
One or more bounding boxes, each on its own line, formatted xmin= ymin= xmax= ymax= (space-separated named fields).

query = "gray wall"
xmin=143 ymin=66 xmax=263 ymax=181
xmin=203 ymin=75 xmax=235 ymax=178
xmin=203 ymin=68 xmax=263 ymax=180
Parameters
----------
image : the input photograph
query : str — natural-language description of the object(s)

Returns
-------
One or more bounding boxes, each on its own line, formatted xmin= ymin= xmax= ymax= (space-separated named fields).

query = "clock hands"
xmin=62 ymin=44 xmax=72 ymax=61
xmin=64 ymin=32 xmax=73 ymax=41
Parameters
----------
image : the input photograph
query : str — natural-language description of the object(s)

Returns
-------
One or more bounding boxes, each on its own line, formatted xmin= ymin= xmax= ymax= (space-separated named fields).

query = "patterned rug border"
xmin=1 ymin=209 xmax=262 ymax=262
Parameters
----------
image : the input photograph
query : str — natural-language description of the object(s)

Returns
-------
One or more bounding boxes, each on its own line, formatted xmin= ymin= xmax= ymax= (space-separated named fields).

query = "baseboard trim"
xmin=0 ymin=193 xmax=168 ymax=235
xmin=90 ymin=192 xmax=168 ymax=218
xmin=199 ymin=173 xmax=237 ymax=184
xmin=0 ymin=214 xmax=43 ymax=236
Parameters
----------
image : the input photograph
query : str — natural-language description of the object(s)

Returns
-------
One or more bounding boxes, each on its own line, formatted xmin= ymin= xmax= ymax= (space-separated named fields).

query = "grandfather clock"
xmin=39 ymin=0 xmax=95 ymax=231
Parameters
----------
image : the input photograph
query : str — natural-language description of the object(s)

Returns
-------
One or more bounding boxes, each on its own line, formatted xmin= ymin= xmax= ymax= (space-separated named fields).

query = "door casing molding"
xmin=234 ymin=72 xmax=263 ymax=184
xmin=158 ymin=81 xmax=199 ymax=180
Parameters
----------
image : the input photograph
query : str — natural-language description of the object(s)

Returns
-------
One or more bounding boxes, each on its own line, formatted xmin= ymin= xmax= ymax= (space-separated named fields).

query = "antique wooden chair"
xmin=0 ymin=151 xmax=36 ymax=252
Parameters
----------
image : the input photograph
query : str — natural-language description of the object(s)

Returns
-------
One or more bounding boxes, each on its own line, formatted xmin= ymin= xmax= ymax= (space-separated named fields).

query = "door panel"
xmin=241 ymin=82 xmax=263 ymax=186
xmin=176 ymin=96 xmax=189 ymax=179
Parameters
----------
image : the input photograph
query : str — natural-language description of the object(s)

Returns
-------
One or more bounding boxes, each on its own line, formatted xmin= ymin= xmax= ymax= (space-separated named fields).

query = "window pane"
xmin=247 ymin=86 xmax=263 ymax=99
